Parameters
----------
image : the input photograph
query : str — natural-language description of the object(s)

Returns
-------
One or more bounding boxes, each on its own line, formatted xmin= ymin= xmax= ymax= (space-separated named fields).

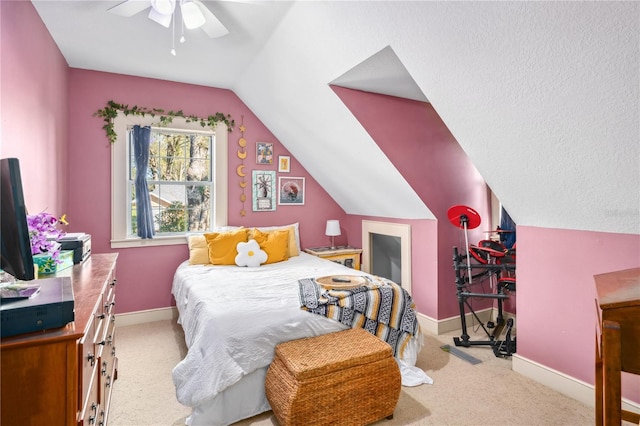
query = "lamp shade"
xmin=325 ymin=220 xmax=341 ymax=237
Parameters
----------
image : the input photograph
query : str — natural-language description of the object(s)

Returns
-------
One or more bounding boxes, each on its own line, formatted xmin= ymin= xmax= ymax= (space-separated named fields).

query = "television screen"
xmin=1 ymin=158 xmax=35 ymax=281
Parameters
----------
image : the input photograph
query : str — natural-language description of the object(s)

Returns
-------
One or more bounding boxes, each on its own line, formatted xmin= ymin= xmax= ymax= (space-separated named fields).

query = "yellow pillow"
xmin=205 ymin=228 xmax=249 ymax=265
xmin=252 ymin=229 xmax=290 ymax=264
xmin=251 ymin=225 xmax=299 ymax=257
xmin=187 ymin=234 xmax=210 ymax=265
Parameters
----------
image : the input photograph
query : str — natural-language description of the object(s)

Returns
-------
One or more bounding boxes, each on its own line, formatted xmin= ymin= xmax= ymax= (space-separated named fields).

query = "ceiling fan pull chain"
xmin=170 ymin=9 xmax=176 ymax=56
xmin=180 ymin=3 xmax=186 ymax=44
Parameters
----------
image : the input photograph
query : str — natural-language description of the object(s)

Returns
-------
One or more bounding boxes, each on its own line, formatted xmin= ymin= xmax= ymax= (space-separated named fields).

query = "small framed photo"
xmin=252 ymin=170 xmax=276 ymax=211
xmin=278 ymin=177 xmax=305 ymax=205
xmin=278 ymin=156 xmax=290 ymax=173
xmin=256 ymin=142 xmax=273 ymax=165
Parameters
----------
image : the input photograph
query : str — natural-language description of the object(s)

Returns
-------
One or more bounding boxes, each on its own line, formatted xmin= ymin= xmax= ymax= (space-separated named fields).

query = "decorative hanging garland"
xmin=94 ymin=100 xmax=235 ymax=144
xmin=236 ymin=116 xmax=248 ymax=217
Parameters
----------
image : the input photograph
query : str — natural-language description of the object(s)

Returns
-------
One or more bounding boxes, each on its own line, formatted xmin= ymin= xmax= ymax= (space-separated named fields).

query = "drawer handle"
xmin=111 ymin=346 xmax=116 ymax=357
xmin=87 ymin=353 xmax=95 ymax=367
xmin=89 ymin=402 xmax=97 ymax=424
xmin=97 ymin=340 xmax=106 ymax=346
xmin=102 ymin=361 xmax=108 ymax=375
xmin=106 ymin=375 xmax=112 ymax=387
xmin=97 ymin=313 xmax=105 ymax=320
xmin=110 ymin=278 xmax=117 ymax=287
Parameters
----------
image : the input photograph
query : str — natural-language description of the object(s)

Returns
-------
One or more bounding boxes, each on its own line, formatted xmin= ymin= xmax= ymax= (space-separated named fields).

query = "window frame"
xmin=111 ymin=112 xmax=228 ymax=248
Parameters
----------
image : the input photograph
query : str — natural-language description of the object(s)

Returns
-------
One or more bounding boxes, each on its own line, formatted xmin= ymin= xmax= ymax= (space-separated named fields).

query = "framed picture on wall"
xmin=278 ymin=177 xmax=305 ymax=205
xmin=278 ymin=156 xmax=290 ymax=173
xmin=252 ymin=170 xmax=276 ymax=211
xmin=256 ymin=142 xmax=274 ymax=165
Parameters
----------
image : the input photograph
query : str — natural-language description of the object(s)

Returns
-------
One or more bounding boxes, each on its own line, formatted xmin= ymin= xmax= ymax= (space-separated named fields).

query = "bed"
xmin=172 ymin=237 xmax=431 ymax=426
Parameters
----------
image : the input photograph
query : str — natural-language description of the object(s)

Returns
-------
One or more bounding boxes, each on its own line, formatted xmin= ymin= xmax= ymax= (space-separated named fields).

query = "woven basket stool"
xmin=265 ymin=328 xmax=401 ymax=426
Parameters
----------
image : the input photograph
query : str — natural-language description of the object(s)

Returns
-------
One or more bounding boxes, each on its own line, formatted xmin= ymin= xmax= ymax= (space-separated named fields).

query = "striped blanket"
xmin=299 ymin=275 xmax=419 ymax=358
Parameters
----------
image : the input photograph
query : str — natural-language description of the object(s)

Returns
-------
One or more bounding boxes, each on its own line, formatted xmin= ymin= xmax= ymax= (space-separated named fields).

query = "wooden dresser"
xmin=594 ymin=267 xmax=640 ymax=426
xmin=1 ymin=253 xmax=119 ymax=426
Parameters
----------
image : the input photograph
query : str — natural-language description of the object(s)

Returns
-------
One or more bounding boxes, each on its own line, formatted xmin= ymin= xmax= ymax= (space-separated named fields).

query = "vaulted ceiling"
xmin=31 ymin=1 xmax=639 ymax=235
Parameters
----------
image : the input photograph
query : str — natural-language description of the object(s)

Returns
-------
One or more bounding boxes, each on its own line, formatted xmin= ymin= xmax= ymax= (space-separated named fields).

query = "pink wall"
xmin=517 ymin=226 xmax=640 ymax=403
xmin=0 ymin=0 xmax=69 ymax=216
xmin=333 ymin=87 xmax=491 ymax=319
xmin=67 ymin=69 xmax=345 ymax=313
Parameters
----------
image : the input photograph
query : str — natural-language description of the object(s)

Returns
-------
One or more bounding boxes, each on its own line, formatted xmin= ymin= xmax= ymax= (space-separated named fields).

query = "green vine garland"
xmin=94 ymin=100 xmax=235 ymax=144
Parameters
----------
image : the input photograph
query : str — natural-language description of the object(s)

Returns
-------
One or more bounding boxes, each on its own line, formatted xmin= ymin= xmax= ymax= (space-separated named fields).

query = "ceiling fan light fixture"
xmin=149 ymin=7 xmax=173 ymax=28
xmin=181 ymin=1 xmax=206 ymax=30
xmin=150 ymin=0 xmax=176 ymax=15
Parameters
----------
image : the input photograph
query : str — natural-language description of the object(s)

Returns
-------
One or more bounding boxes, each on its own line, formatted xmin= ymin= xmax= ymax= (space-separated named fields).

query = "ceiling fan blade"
xmin=108 ymin=0 xmax=152 ymax=17
xmin=195 ymin=0 xmax=230 ymax=38
xmin=220 ymin=0 xmax=273 ymax=4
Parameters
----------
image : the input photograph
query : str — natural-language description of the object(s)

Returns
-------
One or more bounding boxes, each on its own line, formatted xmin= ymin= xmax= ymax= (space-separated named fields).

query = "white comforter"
xmin=172 ymin=253 xmax=428 ymax=409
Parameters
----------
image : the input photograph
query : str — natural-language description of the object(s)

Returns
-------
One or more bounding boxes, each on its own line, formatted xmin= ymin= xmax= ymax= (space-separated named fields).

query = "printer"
xmin=57 ymin=233 xmax=91 ymax=264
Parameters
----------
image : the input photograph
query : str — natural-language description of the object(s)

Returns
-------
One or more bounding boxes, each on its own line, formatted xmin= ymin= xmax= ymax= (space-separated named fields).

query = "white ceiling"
xmin=31 ymin=1 xmax=422 ymax=100
xmin=31 ymin=1 xmax=295 ymax=89
xmin=31 ymin=1 xmax=640 ymax=235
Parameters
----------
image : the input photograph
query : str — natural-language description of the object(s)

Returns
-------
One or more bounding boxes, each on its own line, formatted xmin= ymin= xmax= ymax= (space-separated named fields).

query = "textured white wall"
xmin=235 ymin=1 xmax=639 ymax=234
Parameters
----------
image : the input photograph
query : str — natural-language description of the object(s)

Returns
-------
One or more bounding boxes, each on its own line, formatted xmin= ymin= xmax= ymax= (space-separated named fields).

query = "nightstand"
xmin=304 ymin=246 xmax=363 ymax=270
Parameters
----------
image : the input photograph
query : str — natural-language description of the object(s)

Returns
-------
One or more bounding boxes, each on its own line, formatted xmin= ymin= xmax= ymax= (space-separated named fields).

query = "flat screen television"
xmin=1 ymin=158 xmax=35 ymax=281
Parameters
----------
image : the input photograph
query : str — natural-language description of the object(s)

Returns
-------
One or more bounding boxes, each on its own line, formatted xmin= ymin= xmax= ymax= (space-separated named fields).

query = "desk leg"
xmin=602 ymin=320 xmax=621 ymax=426
xmin=595 ymin=333 xmax=603 ymax=426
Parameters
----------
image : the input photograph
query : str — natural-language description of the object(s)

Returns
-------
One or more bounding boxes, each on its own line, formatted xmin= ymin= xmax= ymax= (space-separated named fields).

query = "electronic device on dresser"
xmin=58 ymin=232 xmax=92 ymax=264
xmin=0 ymin=157 xmax=35 ymax=281
xmin=0 ymin=276 xmax=75 ymax=337
xmin=0 ymin=157 xmax=76 ymax=337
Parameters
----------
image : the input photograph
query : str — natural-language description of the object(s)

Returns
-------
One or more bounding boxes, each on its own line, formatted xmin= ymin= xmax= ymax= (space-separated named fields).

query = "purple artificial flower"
xmin=27 ymin=212 xmax=67 ymax=262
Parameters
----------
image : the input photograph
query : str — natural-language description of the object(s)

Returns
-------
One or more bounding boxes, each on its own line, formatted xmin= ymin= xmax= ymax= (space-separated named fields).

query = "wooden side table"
xmin=304 ymin=247 xmax=363 ymax=270
xmin=594 ymin=267 xmax=640 ymax=426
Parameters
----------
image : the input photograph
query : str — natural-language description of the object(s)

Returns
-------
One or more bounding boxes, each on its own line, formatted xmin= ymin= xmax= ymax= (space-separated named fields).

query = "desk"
xmin=594 ymin=267 xmax=640 ymax=426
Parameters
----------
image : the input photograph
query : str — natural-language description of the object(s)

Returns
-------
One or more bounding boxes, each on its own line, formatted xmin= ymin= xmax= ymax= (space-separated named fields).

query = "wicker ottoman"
xmin=265 ymin=328 xmax=401 ymax=426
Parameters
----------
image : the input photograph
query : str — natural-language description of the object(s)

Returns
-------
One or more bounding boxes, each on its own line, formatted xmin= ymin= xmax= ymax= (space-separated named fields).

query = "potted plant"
xmin=28 ymin=212 xmax=68 ymax=274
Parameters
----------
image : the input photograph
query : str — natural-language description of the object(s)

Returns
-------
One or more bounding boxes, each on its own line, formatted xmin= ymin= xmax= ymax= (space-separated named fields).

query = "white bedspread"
xmin=172 ymin=253 xmax=429 ymax=410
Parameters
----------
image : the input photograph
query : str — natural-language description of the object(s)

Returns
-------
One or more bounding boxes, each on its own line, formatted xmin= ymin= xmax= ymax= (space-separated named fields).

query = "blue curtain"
xmin=133 ymin=125 xmax=155 ymax=239
xmin=499 ymin=206 xmax=516 ymax=248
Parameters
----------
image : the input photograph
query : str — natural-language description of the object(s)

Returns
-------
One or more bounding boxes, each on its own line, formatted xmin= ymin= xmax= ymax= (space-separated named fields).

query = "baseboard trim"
xmin=115 ymin=307 xmax=178 ymax=327
xmin=513 ymin=354 xmax=640 ymax=415
xmin=419 ymin=308 xmax=493 ymax=335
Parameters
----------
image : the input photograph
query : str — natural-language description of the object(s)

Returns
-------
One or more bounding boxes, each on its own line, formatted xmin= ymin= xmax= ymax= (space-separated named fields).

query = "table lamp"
xmin=325 ymin=220 xmax=341 ymax=249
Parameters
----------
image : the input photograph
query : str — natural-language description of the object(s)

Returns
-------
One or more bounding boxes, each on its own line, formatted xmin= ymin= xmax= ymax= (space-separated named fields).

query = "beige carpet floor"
xmin=109 ymin=319 xmax=600 ymax=426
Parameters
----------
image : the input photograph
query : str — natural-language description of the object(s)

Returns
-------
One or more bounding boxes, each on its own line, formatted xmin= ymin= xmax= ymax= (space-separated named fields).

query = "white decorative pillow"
xmin=235 ymin=239 xmax=268 ymax=267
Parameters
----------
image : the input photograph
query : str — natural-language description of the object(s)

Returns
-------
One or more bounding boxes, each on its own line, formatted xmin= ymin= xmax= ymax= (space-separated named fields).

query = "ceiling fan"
xmin=108 ymin=0 xmax=229 ymax=39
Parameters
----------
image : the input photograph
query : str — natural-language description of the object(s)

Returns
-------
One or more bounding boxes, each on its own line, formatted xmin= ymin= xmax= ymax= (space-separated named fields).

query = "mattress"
xmin=171 ymin=252 xmax=430 ymax=425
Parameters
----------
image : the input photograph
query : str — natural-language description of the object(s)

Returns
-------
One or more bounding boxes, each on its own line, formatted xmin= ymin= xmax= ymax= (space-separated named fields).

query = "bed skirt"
xmin=186 ymin=368 xmax=271 ymax=426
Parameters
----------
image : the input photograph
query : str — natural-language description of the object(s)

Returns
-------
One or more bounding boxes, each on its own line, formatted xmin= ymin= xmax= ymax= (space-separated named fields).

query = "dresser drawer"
xmin=99 ymin=320 xmax=116 ymax=400
xmin=78 ymin=367 xmax=100 ymax=426
xmin=100 ymin=350 xmax=117 ymax=425
xmin=79 ymin=315 xmax=97 ymax=410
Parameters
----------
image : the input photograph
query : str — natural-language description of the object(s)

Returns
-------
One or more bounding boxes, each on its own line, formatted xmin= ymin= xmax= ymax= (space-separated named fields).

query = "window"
xmin=111 ymin=112 xmax=228 ymax=248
